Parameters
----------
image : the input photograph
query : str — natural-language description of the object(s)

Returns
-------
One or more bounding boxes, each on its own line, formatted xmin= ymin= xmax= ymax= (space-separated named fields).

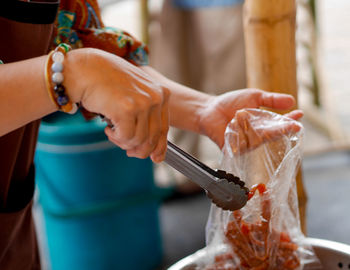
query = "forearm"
xmin=141 ymin=66 xmax=211 ymax=134
xmin=0 ymin=56 xmax=57 ymax=136
xmin=0 ymin=49 xmax=88 ymax=137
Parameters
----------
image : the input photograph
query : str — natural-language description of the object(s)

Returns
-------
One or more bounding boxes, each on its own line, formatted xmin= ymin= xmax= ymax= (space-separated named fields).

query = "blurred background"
xmin=34 ymin=0 xmax=350 ymax=269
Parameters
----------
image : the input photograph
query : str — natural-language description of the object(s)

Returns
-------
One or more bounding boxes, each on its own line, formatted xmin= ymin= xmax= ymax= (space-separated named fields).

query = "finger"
xmin=226 ymin=117 xmax=248 ymax=154
xmin=148 ymin=105 xmax=162 ymax=151
xmin=236 ymin=111 xmax=257 ymax=152
xmin=129 ymin=110 xmax=149 ymax=147
xmin=260 ymin=91 xmax=296 ymax=110
xmin=234 ymin=126 xmax=249 ymax=154
xmin=105 ymin=127 xmax=128 ymax=150
xmin=255 ymin=121 xmax=302 ymax=144
xmin=126 ymin=141 xmax=155 ymax=159
xmin=150 ymin=133 xmax=167 ymax=163
xmin=108 ymin=116 xmax=137 ymax=148
xmin=105 ymin=126 xmax=120 ymax=144
xmin=150 ymin=97 xmax=169 ymax=163
xmin=105 ymin=126 xmax=114 ymax=138
xmin=125 ymin=105 xmax=162 ymax=159
xmin=213 ymin=123 xmax=227 ymax=149
xmin=284 ymin=109 xmax=304 ymax=121
xmin=147 ymin=87 xmax=170 ymax=156
xmin=126 ymin=148 xmax=147 ymax=159
xmin=234 ymin=110 xmax=302 ymax=153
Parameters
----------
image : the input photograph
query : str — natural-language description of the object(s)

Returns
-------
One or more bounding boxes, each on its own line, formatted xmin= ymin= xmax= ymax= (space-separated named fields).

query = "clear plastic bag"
xmin=199 ymin=109 xmax=320 ymax=270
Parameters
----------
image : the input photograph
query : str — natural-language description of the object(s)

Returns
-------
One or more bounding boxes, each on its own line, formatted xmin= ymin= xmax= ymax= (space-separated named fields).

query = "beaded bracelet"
xmin=45 ymin=43 xmax=78 ymax=114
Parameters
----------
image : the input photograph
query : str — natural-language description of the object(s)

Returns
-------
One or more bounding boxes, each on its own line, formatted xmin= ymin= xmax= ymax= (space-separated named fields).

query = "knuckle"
xmin=119 ymin=131 xmax=133 ymax=141
xmin=150 ymin=93 xmax=162 ymax=106
xmin=245 ymin=88 xmax=263 ymax=99
xmin=134 ymin=133 xmax=147 ymax=145
xmin=138 ymin=95 xmax=152 ymax=109
xmin=121 ymin=97 xmax=136 ymax=113
xmin=148 ymin=89 xmax=164 ymax=106
xmin=249 ymin=88 xmax=263 ymax=94
xmin=162 ymin=87 xmax=170 ymax=99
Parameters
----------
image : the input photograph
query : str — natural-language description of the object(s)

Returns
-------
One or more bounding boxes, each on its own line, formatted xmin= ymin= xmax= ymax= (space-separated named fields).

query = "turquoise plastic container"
xmin=35 ymin=112 xmax=166 ymax=270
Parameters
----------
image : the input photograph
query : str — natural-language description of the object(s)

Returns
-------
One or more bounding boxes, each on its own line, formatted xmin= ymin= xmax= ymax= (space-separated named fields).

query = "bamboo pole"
xmin=243 ymin=0 xmax=308 ymax=233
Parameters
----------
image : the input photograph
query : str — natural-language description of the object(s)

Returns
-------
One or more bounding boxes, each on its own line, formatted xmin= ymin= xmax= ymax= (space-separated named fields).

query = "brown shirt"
xmin=0 ymin=1 xmax=59 ymax=269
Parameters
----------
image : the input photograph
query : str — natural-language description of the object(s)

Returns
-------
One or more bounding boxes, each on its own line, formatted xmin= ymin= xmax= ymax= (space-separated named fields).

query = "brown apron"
xmin=0 ymin=1 xmax=59 ymax=269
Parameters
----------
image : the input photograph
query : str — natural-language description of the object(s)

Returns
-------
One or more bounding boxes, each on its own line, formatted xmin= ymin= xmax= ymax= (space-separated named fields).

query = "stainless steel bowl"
xmin=168 ymin=238 xmax=350 ymax=270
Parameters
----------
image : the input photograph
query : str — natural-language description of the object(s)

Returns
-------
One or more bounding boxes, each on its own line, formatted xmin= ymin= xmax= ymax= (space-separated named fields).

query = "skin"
xmin=0 ymin=48 xmax=302 ymax=163
xmin=225 ymin=109 xmax=303 ymax=154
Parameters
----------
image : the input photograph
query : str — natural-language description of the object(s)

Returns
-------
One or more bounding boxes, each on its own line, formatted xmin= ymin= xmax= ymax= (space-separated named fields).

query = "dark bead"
xmin=54 ymin=84 xmax=66 ymax=95
xmin=57 ymin=95 xmax=69 ymax=106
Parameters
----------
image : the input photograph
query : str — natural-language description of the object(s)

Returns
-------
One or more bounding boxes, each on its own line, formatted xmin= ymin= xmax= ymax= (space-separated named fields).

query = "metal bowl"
xmin=168 ymin=238 xmax=350 ymax=270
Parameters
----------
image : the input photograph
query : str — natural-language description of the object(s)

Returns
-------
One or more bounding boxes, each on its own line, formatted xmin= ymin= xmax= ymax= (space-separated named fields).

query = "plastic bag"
xmin=198 ymin=109 xmax=320 ymax=270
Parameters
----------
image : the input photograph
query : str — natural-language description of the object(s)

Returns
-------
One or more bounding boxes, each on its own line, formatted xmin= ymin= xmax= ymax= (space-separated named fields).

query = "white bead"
xmin=67 ymin=103 xmax=79 ymax=114
xmin=52 ymin=52 xmax=64 ymax=63
xmin=51 ymin=62 xmax=63 ymax=73
xmin=52 ymin=72 xmax=64 ymax=84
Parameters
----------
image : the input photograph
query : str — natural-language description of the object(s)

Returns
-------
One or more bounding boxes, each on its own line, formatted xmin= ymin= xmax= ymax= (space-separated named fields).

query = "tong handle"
xmin=100 ymin=115 xmax=248 ymax=211
xmin=165 ymin=141 xmax=248 ymax=211
xmin=101 ymin=113 xmax=218 ymax=181
xmin=167 ymin=141 xmax=218 ymax=175
xmin=165 ymin=141 xmax=217 ymax=191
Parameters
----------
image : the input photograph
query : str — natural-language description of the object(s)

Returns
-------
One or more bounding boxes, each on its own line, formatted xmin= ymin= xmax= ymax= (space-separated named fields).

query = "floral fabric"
xmin=54 ymin=0 xmax=149 ymax=66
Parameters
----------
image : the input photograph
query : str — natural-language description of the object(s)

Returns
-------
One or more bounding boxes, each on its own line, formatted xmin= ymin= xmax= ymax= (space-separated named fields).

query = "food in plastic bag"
xmin=199 ymin=109 xmax=319 ymax=270
xmin=206 ymin=183 xmax=300 ymax=269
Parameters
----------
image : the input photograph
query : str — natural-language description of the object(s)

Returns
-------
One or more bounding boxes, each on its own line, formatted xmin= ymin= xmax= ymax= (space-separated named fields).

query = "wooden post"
xmin=243 ymin=0 xmax=308 ymax=233
xmin=140 ymin=0 xmax=149 ymax=44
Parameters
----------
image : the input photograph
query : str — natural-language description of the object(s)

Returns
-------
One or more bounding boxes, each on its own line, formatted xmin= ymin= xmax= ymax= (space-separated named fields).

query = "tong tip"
xmin=207 ymin=179 xmax=249 ymax=211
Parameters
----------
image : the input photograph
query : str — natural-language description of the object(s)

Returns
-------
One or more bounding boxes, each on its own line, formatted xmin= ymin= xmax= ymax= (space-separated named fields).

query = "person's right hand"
xmin=65 ymin=48 xmax=170 ymax=163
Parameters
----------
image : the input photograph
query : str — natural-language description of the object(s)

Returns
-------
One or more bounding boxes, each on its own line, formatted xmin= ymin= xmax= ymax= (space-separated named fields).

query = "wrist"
xmin=63 ymin=48 xmax=90 ymax=104
xmin=195 ymin=94 xmax=214 ymax=134
xmin=170 ymin=90 xmax=212 ymax=134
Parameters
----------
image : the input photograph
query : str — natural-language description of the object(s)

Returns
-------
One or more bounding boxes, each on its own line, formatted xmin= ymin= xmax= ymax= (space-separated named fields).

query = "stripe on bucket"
xmin=36 ymin=141 xmax=116 ymax=154
xmin=39 ymin=188 xmax=172 ymax=218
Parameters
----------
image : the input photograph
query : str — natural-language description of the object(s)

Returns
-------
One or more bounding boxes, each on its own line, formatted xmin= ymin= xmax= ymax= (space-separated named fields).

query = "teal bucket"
xmin=35 ymin=112 xmax=168 ymax=270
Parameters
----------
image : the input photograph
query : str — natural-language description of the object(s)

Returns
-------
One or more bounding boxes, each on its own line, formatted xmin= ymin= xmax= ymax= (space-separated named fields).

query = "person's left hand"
xmin=197 ymin=89 xmax=303 ymax=149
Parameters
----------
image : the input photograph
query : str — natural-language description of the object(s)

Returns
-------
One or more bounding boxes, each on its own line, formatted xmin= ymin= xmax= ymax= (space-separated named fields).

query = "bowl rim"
xmin=167 ymin=237 xmax=350 ymax=270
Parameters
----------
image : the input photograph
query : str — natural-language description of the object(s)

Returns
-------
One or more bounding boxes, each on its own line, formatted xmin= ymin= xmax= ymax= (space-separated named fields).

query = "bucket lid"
xmin=38 ymin=111 xmax=107 ymax=145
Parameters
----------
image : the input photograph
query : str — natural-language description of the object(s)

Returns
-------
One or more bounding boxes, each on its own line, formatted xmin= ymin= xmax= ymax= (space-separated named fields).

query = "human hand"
xmin=197 ymin=89 xmax=303 ymax=149
xmin=65 ymin=49 xmax=169 ymax=163
xmin=225 ymin=108 xmax=303 ymax=154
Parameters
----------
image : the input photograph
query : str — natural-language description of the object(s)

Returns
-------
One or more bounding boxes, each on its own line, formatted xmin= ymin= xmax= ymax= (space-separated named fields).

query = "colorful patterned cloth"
xmin=54 ymin=0 xmax=148 ymax=66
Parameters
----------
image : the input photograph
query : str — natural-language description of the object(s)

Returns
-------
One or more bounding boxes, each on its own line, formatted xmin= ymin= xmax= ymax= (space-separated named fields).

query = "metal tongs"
xmin=100 ymin=115 xmax=249 ymax=211
xmin=165 ymin=141 xmax=249 ymax=211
